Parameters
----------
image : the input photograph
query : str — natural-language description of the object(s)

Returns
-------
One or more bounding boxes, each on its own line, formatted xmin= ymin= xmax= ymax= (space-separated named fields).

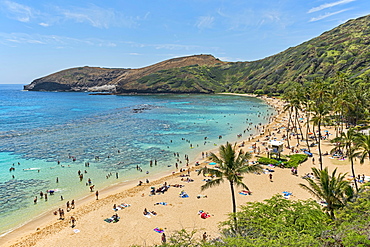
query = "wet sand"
xmin=2 ymin=94 xmax=368 ymax=247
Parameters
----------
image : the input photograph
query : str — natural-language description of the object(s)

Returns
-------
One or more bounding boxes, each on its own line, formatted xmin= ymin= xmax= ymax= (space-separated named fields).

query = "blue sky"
xmin=0 ymin=0 xmax=369 ymax=84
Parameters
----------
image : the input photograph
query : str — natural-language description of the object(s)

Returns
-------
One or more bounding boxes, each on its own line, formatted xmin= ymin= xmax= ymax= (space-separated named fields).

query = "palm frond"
xmin=201 ymin=178 xmax=224 ymax=191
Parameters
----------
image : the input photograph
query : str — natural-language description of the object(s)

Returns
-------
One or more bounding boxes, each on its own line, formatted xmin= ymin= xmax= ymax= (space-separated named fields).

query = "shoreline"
xmin=1 ymin=93 xmax=281 ymax=247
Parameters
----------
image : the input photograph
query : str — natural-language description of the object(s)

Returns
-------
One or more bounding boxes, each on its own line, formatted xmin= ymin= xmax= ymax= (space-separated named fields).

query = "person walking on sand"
xmin=161 ymin=233 xmax=166 ymax=243
xmin=203 ymin=232 xmax=208 ymax=241
xmin=96 ymin=190 xmax=99 ymax=200
xmin=269 ymin=173 xmax=273 ymax=182
xmin=70 ymin=216 xmax=76 ymax=228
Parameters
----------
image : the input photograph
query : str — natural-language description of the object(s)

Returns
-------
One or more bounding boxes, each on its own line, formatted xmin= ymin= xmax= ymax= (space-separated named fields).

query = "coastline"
xmin=1 ymin=93 xmax=286 ymax=247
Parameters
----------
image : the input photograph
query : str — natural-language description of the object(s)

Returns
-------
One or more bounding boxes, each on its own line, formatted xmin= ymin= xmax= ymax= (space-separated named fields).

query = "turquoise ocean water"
xmin=0 ymin=84 xmax=274 ymax=236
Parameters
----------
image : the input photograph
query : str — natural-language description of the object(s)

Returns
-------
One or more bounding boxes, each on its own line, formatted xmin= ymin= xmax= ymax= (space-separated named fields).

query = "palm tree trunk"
xmin=328 ymin=202 xmax=335 ymax=219
xmin=286 ymin=108 xmax=292 ymax=148
xmin=229 ymin=181 xmax=238 ymax=232
xmin=350 ymin=157 xmax=358 ymax=192
xmin=294 ymin=109 xmax=301 ymax=145
xmin=296 ymin=110 xmax=305 ymax=143
xmin=306 ymin=112 xmax=311 ymax=153
xmin=318 ymin=120 xmax=323 ymax=170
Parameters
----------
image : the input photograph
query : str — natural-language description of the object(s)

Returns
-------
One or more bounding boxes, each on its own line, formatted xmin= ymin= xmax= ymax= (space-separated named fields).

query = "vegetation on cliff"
xmin=135 ymin=15 xmax=370 ymax=94
xmin=24 ymin=15 xmax=370 ymax=94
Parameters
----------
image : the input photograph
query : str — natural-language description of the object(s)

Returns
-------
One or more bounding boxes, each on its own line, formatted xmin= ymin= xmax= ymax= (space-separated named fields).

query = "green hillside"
xmin=131 ymin=15 xmax=370 ymax=94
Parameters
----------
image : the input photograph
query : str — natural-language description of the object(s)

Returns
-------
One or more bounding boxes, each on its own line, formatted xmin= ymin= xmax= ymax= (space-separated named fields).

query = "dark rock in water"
xmin=25 ymin=82 xmax=72 ymax=91
xmin=130 ymin=104 xmax=158 ymax=113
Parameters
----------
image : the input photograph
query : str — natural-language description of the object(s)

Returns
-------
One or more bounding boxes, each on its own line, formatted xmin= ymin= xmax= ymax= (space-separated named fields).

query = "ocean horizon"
xmin=0 ymin=84 xmax=274 ymax=236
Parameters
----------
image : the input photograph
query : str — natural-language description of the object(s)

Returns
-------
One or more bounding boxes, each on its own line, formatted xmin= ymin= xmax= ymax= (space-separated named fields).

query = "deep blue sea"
xmin=0 ymin=84 xmax=274 ymax=236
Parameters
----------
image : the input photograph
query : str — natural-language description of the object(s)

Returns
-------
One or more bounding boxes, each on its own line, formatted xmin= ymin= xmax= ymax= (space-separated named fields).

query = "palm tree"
xmin=355 ymin=133 xmax=370 ymax=165
xmin=303 ymin=99 xmax=315 ymax=153
xmin=299 ymin=167 xmax=354 ymax=219
xmin=197 ymin=142 xmax=262 ymax=228
xmin=311 ymin=103 xmax=329 ymax=170
xmin=331 ymin=128 xmax=360 ymax=192
xmin=283 ymin=88 xmax=304 ymax=148
xmin=309 ymin=78 xmax=331 ymax=170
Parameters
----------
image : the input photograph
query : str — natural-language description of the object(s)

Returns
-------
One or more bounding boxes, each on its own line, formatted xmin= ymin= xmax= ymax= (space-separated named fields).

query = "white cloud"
xmin=0 ymin=32 xmax=118 ymax=47
xmin=1 ymin=2 xmax=142 ymax=29
xmin=309 ymin=9 xmax=350 ymax=22
xmin=58 ymin=4 xmax=137 ymax=29
xmin=216 ymin=7 xmax=287 ymax=31
xmin=2 ymin=0 xmax=36 ymax=22
xmin=39 ymin=22 xmax=49 ymax=27
xmin=128 ymin=41 xmax=219 ymax=52
xmin=196 ymin=16 xmax=215 ymax=29
xmin=308 ymin=0 xmax=356 ymax=13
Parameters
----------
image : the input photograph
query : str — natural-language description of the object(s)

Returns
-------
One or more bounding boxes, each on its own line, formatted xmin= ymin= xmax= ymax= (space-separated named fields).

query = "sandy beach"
xmin=2 ymin=94 xmax=368 ymax=247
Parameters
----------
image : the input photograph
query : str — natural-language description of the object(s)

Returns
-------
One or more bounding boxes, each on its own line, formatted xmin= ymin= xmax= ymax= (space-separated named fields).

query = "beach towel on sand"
xmin=201 ymin=212 xmax=211 ymax=219
xmin=104 ymin=216 xmax=120 ymax=223
xmin=239 ymin=190 xmax=251 ymax=195
xmin=198 ymin=210 xmax=211 ymax=219
xmin=154 ymin=227 xmax=164 ymax=233
xmin=114 ymin=203 xmax=131 ymax=210
xmin=155 ymin=202 xmax=168 ymax=206
xmin=179 ymin=191 xmax=189 ymax=198
xmin=282 ymin=191 xmax=292 ymax=199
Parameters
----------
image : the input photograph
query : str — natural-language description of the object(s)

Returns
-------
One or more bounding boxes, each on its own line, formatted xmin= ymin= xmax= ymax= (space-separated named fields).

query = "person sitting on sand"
xmin=143 ymin=208 xmax=148 ymax=215
xmin=112 ymin=213 xmax=119 ymax=223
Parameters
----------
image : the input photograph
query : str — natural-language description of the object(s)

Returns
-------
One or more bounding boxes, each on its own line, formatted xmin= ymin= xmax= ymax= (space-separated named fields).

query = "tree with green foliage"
xmin=197 ymin=142 xmax=262 ymax=229
xmin=331 ymin=128 xmax=360 ymax=192
xmin=299 ymin=167 xmax=354 ymax=219
xmin=219 ymin=195 xmax=329 ymax=246
xmin=323 ymin=186 xmax=370 ymax=246
xmin=155 ymin=188 xmax=370 ymax=247
xmin=355 ymin=133 xmax=370 ymax=165
xmin=311 ymin=103 xmax=330 ymax=170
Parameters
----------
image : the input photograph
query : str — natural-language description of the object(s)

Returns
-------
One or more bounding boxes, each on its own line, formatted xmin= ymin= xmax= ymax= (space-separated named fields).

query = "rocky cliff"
xmin=24 ymin=54 xmax=223 ymax=93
